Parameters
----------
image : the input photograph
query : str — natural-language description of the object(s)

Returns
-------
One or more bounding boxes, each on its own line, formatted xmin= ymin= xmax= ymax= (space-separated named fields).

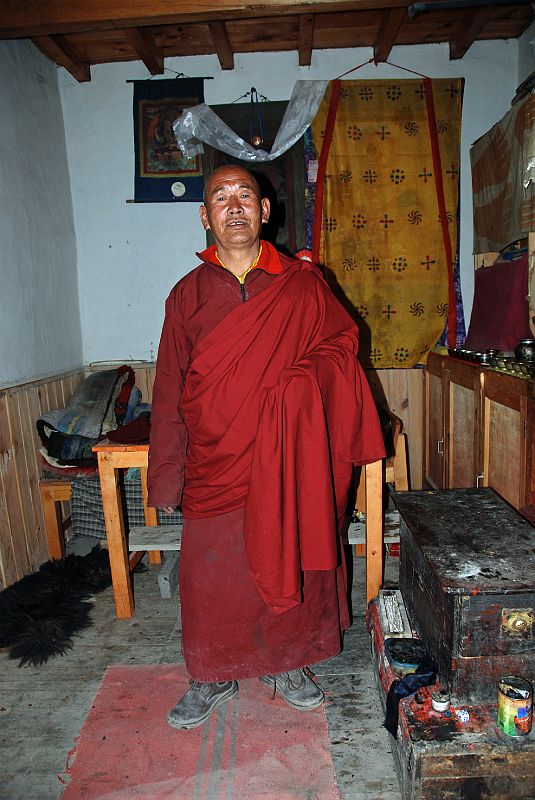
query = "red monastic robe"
xmin=148 ymin=241 xmax=384 ymax=680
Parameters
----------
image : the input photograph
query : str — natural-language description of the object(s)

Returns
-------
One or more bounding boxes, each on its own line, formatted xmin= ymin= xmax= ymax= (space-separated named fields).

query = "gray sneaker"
xmin=260 ymin=668 xmax=324 ymax=710
xmin=167 ymin=680 xmax=238 ymax=729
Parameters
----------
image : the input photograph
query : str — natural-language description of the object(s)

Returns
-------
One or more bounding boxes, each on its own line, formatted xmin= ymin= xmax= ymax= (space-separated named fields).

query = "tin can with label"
xmin=497 ymin=676 xmax=533 ymax=737
xmin=431 ymin=690 xmax=450 ymax=712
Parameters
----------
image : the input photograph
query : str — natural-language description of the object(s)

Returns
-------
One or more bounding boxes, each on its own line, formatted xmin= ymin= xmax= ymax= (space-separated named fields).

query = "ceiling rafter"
xmin=298 ymin=14 xmax=315 ymax=66
xmin=124 ymin=27 xmax=164 ymax=75
xmin=4 ymin=1 xmax=532 ymax=82
xmin=0 ymin=0 xmax=408 ymax=38
xmin=31 ymin=34 xmax=90 ymax=82
xmin=208 ymin=20 xmax=234 ymax=69
xmin=374 ymin=6 xmax=406 ymax=61
xmin=449 ymin=6 xmax=493 ymax=58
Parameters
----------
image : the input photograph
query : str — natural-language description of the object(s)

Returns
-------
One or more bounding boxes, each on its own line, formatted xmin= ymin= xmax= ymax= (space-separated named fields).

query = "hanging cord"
xmin=249 ymin=87 xmax=265 ymax=145
xmin=231 ymin=88 xmax=270 ymax=104
xmin=148 ymin=69 xmax=192 ymax=80
xmin=336 ymin=57 xmax=430 ymax=81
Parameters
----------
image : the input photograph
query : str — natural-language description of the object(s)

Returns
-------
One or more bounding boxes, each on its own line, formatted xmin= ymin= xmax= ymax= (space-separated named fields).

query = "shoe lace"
xmin=188 ymin=680 xmax=229 ymax=698
xmin=270 ymin=667 xmax=315 ymax=699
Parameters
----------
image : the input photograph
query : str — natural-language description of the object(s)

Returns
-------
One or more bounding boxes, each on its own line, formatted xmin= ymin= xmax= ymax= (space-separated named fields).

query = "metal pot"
xmin=514 ymin=339 xmax=535 ymax=362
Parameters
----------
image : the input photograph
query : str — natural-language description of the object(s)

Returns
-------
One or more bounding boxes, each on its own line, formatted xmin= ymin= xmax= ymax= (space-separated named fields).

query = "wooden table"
xmin=93 ymin=441 xmax=384 ymax=618
xmin=92 ymin=441 xmax=161 ymax=619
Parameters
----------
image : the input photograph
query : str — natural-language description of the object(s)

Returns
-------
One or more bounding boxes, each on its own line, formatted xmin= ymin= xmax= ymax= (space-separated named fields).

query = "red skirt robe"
xmin=148 ymin=242 xmax=384 ymax=680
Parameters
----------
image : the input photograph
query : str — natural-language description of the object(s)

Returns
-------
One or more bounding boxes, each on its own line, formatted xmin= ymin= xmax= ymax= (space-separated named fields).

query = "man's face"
xmin=199 ymin=166 xmax=270 ymax=251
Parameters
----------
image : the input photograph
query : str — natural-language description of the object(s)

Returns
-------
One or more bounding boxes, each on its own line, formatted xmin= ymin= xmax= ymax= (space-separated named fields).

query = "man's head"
xmin=200 ymin=165 xmax=270 ymax=255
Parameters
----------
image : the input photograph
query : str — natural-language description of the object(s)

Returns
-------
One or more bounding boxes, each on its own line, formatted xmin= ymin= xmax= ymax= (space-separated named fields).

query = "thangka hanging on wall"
xmin=132 ymin=78 xmax=205 ymax=202
xmin=307 ymin=78 xmax=463 ymax=367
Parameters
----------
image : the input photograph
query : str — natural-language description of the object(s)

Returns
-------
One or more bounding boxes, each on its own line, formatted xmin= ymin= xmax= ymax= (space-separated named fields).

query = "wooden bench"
xmin=38 ymin=478 xmax=73 ymax=560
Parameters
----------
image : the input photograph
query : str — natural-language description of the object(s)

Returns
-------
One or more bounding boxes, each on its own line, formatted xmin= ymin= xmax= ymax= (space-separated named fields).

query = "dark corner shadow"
xmin=250 ymin=169 xmax=290 ymax=252
xmin=322 ymin=264 xmax=397 ymax=611
xmin=320 ymin=264 xmax=391 ymax=415
xmin=322 ymin=264 xmax=375 ymax=366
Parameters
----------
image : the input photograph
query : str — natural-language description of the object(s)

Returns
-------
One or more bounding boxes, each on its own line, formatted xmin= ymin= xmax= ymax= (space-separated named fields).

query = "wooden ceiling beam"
xmin=124 ymin=26 xmax=164 ymax=74
xmin=32 ymin=34 xmax=90 ymax=81
xmin=208 ymin=20 xmax=234 ymax=69
xmin=298 ymin=14 xmax=315 ymax=65
xmin=374 ymin=6 xmax=405 ymax=61
xmin=449 ymin=7 xmax=491 ymax=59
xmin=0 ymin=0 xmax=410 ymax=38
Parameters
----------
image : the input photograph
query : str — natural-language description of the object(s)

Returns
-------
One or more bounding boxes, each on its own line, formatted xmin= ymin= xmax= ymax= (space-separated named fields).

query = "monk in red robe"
xmin=148 ymin=165 xmax=385 ymax=729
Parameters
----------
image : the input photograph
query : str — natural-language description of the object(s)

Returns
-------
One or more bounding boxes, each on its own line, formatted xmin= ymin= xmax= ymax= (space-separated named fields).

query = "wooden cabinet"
xmin=425 ymin=352 xmax=533 ymax=510
xmin=482 ymin=369 xmax=531 ymax=509
xmin=447 ymin=358 xmax=483 ymax=489
xmin=425 ymin=352 xmax=446 ymax=489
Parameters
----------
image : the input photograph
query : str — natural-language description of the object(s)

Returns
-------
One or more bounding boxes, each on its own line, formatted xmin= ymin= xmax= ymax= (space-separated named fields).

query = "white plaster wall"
xmin=517 ymin=19 xmax=535 ymax=85
xmin=59 ymin=42 xmax=518 ymax=363
xmin=0 ymin=40 xmax=82 ymax=390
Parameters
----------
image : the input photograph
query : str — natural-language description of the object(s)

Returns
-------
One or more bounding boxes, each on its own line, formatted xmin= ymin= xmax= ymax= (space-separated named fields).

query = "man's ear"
xmin=199 ymin=204 xmax=210 ymax=230
xmin=261 ymin=197 xmax=270 ymax=224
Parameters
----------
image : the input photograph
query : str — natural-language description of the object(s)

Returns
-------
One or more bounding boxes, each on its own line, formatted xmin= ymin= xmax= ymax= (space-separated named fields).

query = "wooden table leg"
xmin=140 ymin=465 xmax=161 ymax=565
xmin=98 ymin=453 xmax=135 ymax=619
xmin=365 ymin=459 xmax=383 ymax=603
xmin=39 ymin=483 xmax=67 ymax=560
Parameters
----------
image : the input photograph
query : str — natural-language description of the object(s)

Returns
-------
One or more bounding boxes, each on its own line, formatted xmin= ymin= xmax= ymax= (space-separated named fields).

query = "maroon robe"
xmin=148 ymin=241 xmax=385 ymax=680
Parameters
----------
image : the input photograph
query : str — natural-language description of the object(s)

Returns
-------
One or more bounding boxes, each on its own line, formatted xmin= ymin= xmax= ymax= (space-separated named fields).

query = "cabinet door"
xmin=426 ymin=354 xmax=446 ymax=489
xmin=483 ymin=373 xmax=528 ymax=510
xmin=448 ymin=362 xmax=481 ymax=488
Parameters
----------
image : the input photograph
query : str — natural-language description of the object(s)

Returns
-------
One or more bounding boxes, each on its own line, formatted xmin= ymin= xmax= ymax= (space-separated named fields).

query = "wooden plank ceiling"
xmin=0 ymin=0 xmax=532 ymax=82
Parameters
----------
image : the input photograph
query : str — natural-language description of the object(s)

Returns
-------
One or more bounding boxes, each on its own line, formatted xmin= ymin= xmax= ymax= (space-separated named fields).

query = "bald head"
xmin=199 ymin=165 xmax=270 ymax=262
xmin=203 ymin=165 xmax=261 ymax=204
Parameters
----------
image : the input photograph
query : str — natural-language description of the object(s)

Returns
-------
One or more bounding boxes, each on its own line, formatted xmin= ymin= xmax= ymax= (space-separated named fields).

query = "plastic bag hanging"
xmin=173 ymin=80 xmax=329 ymax=162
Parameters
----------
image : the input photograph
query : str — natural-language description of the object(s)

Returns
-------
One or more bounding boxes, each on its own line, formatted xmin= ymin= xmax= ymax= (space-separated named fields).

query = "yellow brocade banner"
xmin=311 ymin=78 xmax=463 ymax=368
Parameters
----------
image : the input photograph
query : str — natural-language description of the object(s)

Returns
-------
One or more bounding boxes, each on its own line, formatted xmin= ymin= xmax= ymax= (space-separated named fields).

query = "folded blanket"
xmin=37 ymin=367 xmax=134 ymax=465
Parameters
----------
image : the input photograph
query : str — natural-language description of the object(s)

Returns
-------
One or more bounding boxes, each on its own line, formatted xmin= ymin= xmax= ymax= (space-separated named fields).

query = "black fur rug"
xmin=0 ymin=545 xmax=112 ymax=667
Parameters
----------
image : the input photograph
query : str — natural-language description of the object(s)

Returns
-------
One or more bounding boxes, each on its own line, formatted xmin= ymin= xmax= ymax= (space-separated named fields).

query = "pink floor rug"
xmin=60 ymin=664 xmax=341 ymax=800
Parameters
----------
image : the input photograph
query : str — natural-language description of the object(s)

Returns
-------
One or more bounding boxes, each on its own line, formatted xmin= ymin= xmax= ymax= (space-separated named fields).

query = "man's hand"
xmin=161 ymin=506 xmax=176 ymax=515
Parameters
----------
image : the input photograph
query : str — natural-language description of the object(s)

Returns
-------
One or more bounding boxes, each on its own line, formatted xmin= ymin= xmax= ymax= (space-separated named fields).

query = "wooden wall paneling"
xmin=70 ymin=372 xmax=80 ymax=395
xmin=7 ymin=390 xmax=35 ymax=569
xmin=23 ymin=385 xmax=50 ymax=562
xmin=365 ymin=367 xmax=425 ymax=490
xmin=425 ymin=354 xmax=446 ymax=489
xmin=135 ymin=363 xmax=156 ymax=404
xmin=55 ymin=375 xmax=69 ymax=407
xmin=406 ymin=366 xmax=425 ymax=489
xmin=0 ymin=369 xmax=85 ymax=587
xmin=0 ymin=393 xmax=31 ymax=586
xmin=0 ymin=394 xmax=17 ymax=589
xmin=0 ymin=464 xmax=11 ymax=589
xmin=11 ymin=389 xmax=47 ymax=567
xmin=43 ymin=376 xmax=60 ymax=411
xmin=44 ymin=373 xmax=85 ymax=541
